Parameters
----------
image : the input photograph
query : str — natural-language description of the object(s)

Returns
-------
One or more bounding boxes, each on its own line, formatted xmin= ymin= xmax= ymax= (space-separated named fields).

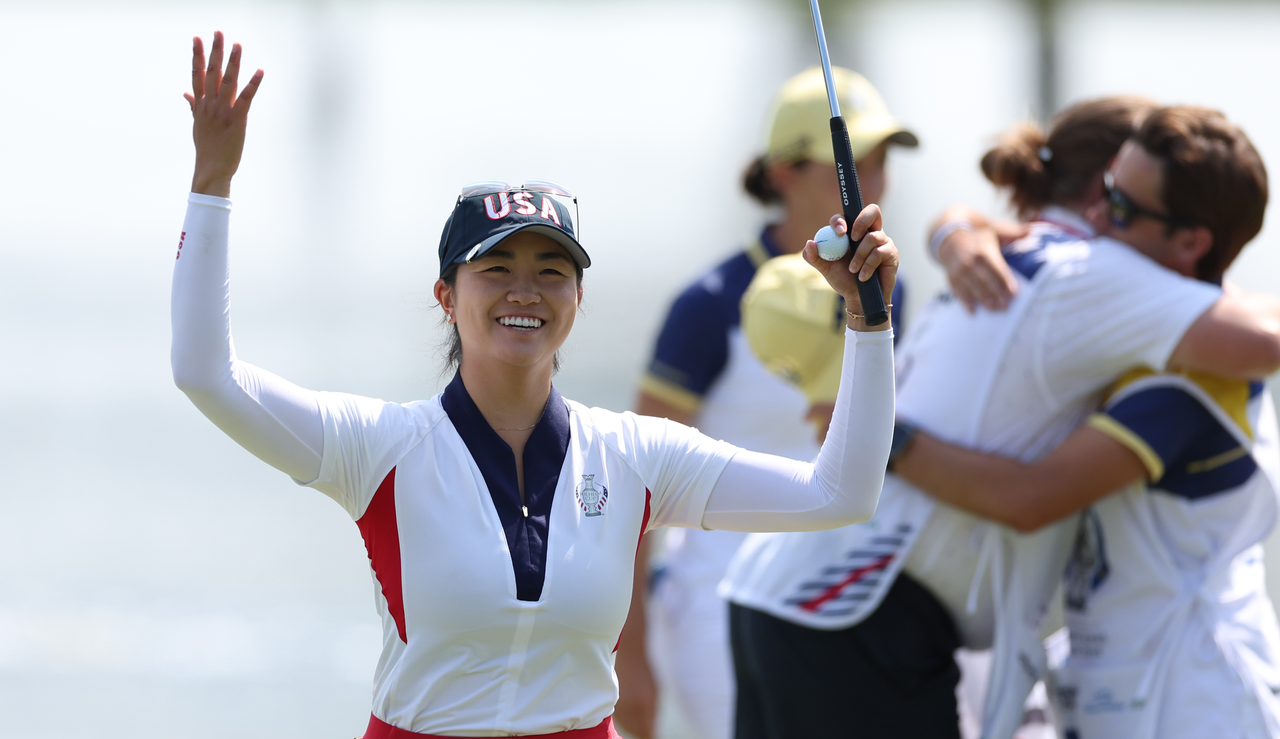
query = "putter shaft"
xmin=810 ymin=0 xmax=842 ymax=119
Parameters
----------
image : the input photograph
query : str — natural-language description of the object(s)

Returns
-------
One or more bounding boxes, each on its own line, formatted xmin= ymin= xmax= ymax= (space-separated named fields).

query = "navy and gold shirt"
xmin=641 ymin=228 xmax=904 ymax=413
xmin=1088 ymin=368 xmax=1265 ymax=499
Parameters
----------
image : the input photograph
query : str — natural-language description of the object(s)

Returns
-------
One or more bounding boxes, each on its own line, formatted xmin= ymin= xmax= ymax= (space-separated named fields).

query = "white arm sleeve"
xmin=701 ymin=328 xmax=895 ymax=532
xmin=170 ymin=194 xmax=326 ymax=483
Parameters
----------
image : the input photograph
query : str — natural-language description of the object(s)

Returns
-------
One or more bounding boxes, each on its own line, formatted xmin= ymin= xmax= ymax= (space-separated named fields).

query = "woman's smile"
xmin=176 ymin=32 xmax=904 ymax=738
xmin=497 ymin=315 xmax=546 ymax=330
xmin=437 ymin=230 xmax=583 ymax=371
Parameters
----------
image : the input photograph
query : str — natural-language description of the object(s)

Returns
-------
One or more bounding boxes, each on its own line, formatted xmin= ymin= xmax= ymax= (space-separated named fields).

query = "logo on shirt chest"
xmin=575 ymin=474 xmax=609 ymax=517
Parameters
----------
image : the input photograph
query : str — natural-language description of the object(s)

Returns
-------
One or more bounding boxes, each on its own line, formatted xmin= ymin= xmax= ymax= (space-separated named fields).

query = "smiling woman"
xmin=436 ymin=186 xmax=587 ymax=378
xmin=171 ymin=32 xmax=899 ymax=738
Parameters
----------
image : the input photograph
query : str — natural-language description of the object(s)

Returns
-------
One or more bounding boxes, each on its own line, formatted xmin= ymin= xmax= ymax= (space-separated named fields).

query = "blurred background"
xmin=2 ymin=0 xmax=1280 ymax=736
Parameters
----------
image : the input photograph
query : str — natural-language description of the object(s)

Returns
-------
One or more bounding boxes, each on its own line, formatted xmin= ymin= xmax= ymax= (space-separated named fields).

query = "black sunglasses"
xmin=1104 ymin=172 xmax=1183 ymax=230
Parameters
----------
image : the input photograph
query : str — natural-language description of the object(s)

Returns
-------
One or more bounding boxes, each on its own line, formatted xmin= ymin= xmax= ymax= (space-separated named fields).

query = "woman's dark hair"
xmin=742 ymin=156 xmax=810 ymax=205
xmin=438 ymin=260 xmax=585 ymax=374
xmin=981 ymin=96 xmax=1158 ymax=219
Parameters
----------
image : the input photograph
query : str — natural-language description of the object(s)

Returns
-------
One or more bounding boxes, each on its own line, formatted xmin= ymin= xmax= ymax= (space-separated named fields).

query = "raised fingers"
xmin=221 ymin=42 xmax=243 ymax=102
xmin=190 ymin=36 xmax=206 ymax=102
xmin=236 ymin=68 xmax=265 ymax=114
xmin=205 ymin=31 xmax=225 ymax=99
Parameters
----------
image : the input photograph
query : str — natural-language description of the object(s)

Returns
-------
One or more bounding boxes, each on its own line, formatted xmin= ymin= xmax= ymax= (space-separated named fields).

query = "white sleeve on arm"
xmin=170 ymin=193 xmax=326 ymax=484
xmin=701 ymin=328 xmax=895 ymax=532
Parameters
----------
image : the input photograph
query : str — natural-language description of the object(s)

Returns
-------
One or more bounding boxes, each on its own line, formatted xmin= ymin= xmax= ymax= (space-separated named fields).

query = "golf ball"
xmin=814 ymin=225 xmax=850 ymax=261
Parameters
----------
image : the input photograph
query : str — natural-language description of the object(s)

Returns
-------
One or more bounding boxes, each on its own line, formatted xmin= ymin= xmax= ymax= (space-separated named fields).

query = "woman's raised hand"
xmin=802 ymin=204 xmax=899 ymax=331
xmin=184 ymin=32 xmax=264 ymax=198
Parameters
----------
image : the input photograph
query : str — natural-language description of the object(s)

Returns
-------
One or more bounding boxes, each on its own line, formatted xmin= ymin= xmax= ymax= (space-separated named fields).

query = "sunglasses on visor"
xmin=461 ymin=180 xmax=577 ymax=232
xmin=442 ymin=180 xmax=581 ymax=251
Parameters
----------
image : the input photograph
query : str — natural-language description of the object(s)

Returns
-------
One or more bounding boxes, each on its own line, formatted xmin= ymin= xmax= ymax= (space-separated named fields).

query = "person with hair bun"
xmin=721 ymin=98 xmax=1280 ymax=739
xmin=932 ymin=95 xmax=1158 ymax=313
xmin=613 ymin=67 xmax=916 ymax=739
xmin=895 ymin=104 xmax=1280 ymax=739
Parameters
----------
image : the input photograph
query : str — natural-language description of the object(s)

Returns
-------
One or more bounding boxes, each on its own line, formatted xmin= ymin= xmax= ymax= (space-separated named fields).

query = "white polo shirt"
xmin=723 ymin=210 xmax=1223 ymax=641
xmin=307 ymin=374 xmax=736 ymax=736
xmin=171 ymin=193 xmax=895 ymax=736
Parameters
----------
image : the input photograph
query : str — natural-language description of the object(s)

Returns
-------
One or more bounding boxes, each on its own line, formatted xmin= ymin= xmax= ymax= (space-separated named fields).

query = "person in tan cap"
xmin=723 ymin=101 xmax=1280 ymax=739
xmin=613 ymin=67 xmax=915 ymax=739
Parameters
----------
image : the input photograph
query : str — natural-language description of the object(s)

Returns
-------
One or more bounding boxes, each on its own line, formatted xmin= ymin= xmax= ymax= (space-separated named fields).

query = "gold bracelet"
xmin=847 ymin=304 xmax=892 ymax=321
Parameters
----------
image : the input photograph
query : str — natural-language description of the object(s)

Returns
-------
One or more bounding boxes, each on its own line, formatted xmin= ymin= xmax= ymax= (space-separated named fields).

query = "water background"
xmin=3 ymin=1 xmax=1280 ymax=736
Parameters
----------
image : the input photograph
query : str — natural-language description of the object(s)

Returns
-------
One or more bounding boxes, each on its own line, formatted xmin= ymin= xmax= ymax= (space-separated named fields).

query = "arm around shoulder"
xmin=894 ymin=424 xmax=1149 ymax=533
xmin=1169 ymin=291 xmax=1280 ymax=378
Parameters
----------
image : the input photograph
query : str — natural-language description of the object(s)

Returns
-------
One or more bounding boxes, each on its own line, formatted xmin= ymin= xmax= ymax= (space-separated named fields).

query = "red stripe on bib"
xmin=798 ymin=553 xmax=894 ymax=612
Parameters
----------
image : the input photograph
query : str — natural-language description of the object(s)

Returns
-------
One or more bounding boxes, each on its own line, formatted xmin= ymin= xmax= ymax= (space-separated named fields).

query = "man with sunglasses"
xmin=719 ymin=102 xmax=1280 ymax=739
xmin=889 ymin=105 xmax=1280 ymax=738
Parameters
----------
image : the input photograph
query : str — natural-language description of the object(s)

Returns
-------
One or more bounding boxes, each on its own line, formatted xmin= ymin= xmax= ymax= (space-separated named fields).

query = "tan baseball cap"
xmin=765 ymin=66 xmax=918 ymax=164
xmin=741 ymin=253 xmax=847 ymax=406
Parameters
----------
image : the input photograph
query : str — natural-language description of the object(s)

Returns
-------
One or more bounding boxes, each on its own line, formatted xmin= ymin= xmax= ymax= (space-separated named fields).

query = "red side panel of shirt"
xmin=613 ymin=488 xmax=653 ymax=654
xmin=358 ymin=468 xmax=407 ymax=643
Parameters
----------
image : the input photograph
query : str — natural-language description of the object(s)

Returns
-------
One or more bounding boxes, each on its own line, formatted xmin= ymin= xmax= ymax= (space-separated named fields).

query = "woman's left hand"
xmin=802 ymin=204 xmax=898 ymax=331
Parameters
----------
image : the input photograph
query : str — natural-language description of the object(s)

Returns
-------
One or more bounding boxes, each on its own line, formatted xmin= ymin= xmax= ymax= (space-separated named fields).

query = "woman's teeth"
xmin=498 ymin=316 xmax=543 ymax=329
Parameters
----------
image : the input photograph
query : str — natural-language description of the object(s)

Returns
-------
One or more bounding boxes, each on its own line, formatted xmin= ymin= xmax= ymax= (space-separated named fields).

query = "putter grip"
xmin=830 ymin=117 xmax=889 ymax=326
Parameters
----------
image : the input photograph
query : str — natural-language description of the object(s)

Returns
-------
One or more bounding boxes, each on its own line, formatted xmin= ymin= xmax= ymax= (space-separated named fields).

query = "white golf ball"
xmin=814 ymin=225 xmax=850 ymax=261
